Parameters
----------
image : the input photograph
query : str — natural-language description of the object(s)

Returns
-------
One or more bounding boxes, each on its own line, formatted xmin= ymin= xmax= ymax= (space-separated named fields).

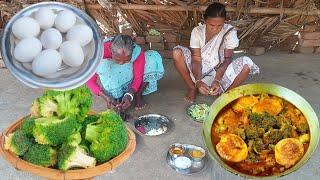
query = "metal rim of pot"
xmin=202 ymin=83 xmax=320 ymax=179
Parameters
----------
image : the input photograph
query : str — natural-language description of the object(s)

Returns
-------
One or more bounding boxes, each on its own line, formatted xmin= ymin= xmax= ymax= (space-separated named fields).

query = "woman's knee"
xmin=242 ymin=64 xmax=250 ymax=73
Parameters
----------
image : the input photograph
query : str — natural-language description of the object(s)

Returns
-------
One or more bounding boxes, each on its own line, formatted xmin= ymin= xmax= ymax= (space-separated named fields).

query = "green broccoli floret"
xmin=85 ymin=110 xmax=128 ymax=163
xmin=33 ymin=116 xmax=81 ymax=146
xmin=236 ymin=128 xmax=246 ymax=140
xmin=280 ymin=121 xmax=294 ymax=138
xmin=29 ymin=86 xmax=92 ymax=122
xmin=82 ymin=115 xmax=100 ymax=128
xmin=247 ymin=151 xmax=259 ymax=163
xmin=4 ymin=130 xmax=33 ymax=156
xmin=79 ymin=140 xmax=91 ymax=154
xmin=245 ymin=124 xmax=264 ymax=140
xmin=252 ymin=138 xmax=265 ymax=154
xmin=80 ymin=115 xmax=100 ymax=138
xmin=249 ymin=113 xmax=263 ymax=126
xmin=263 ymin=129 xmax=284 ymax=144
xmin=38 ymin=95 xmax=58 ymax=117
xmin=20 ymin=117 xmax=36 ymax=137
xmin=23 ymin=144 xmax=57 ymax=167
xmin=70 ymin=86 xmax=93 ymax=118
xmin=30 ymin=98 xmax=40 ymax=117
xmin=261 ymin=113 xmax=278 ymax=130
xmin=249 ymin=112 xmax=278 ymax=130
xmin=50 ymin=86 xmax=92 ymax=121
xmin=296 ymin=122 xmax=309 ymax=134
xmin=58 ymin=145 xmax=96 ymax=171
xmin=66 ymin=132 xmax=82 ymax=146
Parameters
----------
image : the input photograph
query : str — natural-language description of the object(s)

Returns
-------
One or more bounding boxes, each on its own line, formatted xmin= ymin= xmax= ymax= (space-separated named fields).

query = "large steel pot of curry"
xmin=202 ymin=83 xmax=319 ymax=178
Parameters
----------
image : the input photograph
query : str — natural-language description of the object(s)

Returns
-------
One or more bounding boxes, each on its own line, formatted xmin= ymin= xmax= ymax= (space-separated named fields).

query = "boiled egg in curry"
xmin=216 ymin=134 xmax=248 ymax=162
xmin=275 ymin=138 xmax=304 ymax=168
xmin=252 ymin=95 xmax=283 ymax=115
xmin=232 ymin=95 xmax=259 ymax=113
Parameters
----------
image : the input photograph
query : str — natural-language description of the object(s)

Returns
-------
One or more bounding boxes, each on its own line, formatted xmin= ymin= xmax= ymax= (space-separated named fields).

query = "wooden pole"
xmin=87 ymin=4 xmax=320 ymax=16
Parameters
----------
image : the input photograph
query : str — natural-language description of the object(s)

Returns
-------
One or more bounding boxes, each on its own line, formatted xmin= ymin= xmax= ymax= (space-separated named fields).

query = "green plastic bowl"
xmin=202 ymin=83 xmax=319 ymax=179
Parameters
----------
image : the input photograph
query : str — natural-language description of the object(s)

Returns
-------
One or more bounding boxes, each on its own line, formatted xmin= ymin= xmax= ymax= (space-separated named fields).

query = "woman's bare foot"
xmin=184 ymin=88 xmax=197 ymax=103
xmin=135 ymin=95 xmax=147 ymax=110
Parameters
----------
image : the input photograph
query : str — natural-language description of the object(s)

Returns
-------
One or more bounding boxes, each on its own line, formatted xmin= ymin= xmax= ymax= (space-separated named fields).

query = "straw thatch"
xmin=1 ymin=0 xmax=320 ymax=49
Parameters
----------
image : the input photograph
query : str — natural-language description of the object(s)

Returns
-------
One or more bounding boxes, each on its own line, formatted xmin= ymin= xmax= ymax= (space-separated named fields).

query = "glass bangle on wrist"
xmin=123 ymin=92 xmax=134 ymax=102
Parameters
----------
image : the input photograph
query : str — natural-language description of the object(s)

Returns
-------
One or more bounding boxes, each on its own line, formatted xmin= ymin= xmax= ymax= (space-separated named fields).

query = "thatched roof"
xmin=1 ymin=0 xmax=320 ymax=49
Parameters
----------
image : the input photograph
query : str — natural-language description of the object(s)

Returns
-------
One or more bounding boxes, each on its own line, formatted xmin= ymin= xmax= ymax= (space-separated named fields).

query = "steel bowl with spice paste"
xmin=202 ymin=83 xmax=319 ymax=178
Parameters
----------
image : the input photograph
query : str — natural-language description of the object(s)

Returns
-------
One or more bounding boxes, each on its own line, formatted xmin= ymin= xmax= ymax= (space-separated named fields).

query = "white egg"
xmin=32 ymin=49 xmax=62 ymax=76
xmin=40 ymin=28 xmax=62 ymax=50
xmin=66 ymin=25 xmax=93 ymax=46
xmin=54 ymin=10 xmax=76 ymax=33
xmin=14 ymin=38 xmax=42 ymax=63
xmin=60 ymin=41 xmax=84 ymax=67
xmin=12 ymin=17 xmax=40 ymax=39
xmin=34 ymin=8 xmax=55 ymax=29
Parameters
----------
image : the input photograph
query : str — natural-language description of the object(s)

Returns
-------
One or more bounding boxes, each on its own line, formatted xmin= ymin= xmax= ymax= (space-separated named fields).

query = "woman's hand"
xmin=210 ymin=80 xmax=221 ymax=96
xmin=196 ymin=81 xmax=210 ymax=96
xmin=117 ymin=94 xmax=133 ymax=111
xmin=99 ymin=92 xmax=118 ymax=109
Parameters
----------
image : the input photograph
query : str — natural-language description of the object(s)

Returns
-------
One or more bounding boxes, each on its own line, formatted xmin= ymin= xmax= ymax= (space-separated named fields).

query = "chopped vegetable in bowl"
xmin=187 ymin=104 xmax=210 ymax=122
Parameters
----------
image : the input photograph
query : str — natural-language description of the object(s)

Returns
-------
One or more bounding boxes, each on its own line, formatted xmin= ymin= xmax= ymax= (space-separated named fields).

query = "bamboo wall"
xmin=1 ymin=0 xmax=320 ymax=49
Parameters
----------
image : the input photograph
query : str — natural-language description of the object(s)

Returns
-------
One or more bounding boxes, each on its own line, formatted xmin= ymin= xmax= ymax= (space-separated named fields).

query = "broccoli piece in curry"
xmin=245 ymin=125 xmax=264 ymax=140
xmin=249 ymin=112 xmax=279 ymax=131
xmin=263 ymin=129 xmax=283 ymax=145
xmin=296 ymin=122 xmax=309 ymax=134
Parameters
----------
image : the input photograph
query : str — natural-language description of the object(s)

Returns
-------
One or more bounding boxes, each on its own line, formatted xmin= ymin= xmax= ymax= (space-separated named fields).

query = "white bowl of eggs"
xmin=1 ymin=2 xmax=103 ymax=90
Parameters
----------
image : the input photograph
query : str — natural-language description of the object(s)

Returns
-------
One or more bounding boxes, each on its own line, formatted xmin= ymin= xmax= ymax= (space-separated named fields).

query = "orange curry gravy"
xmin=211 ymin=94 xmax=310 ymax=176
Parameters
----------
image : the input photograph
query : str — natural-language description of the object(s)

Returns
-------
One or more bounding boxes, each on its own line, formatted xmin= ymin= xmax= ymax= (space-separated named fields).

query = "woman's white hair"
xmin=110 ymin=35 xmax=134 ymax=56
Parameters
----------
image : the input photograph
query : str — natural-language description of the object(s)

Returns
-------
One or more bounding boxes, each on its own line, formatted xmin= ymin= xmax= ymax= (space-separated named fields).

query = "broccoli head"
xmin=23 ymin=144 xmax=57 ymax=167
xmin=70 ymin=86 xmax=93 ymax=118
xmin=82 ymin=115 xmax=100 ymax=128
xmin=58 ymin=145 xmax=96 ymax=171
xmin=249 ymin=112 xmax=278 ymax=130
xmin=4 ymin=130 xmax=33 ymax=156
xmin=38 ymin=95 xmax=58 ymax=117
xmin=80 ymin=114 xmax=100 ymax=139
xmin=33 ymin=116 xmax=81 ymax=146
xmin=263 ymin=129 xmax=283 ymax=144
xmin=248 ymin=113 xmax=263 ymax=126
xmin=85 ymin=110 xmax=128 ymax=163
xmin=30 ymin=98 xmax=40 ymax=117
xmin=247 ymin=151 xmax=259 ymax=163
xmin=280 ymin=122 xmax=294 ymax=138
xmin=252 ymin=138 xmax=265 ymax=154
xmin=53 ymin=86 xmax=92 ymax=121
xmin=296 ymin=122 xmax=309 ymax=134
xmin=66 ymin=132 xmax=82 ymax=146
xmin=236 ymin=128 xmax=246 ymax=140
xmin=245 ymin=124 xmax=264 ymax=140
xmin=29 ymin=86 xmax=93 ymax=122
xmin=260 ymin=113 xmax=278 ymax=130
xmin=20 ymin=117 xmax=36 ymax=137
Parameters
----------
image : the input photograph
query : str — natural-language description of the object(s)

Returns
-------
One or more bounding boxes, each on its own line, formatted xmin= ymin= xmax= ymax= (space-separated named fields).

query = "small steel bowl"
xmin=134 ymin=114 xmax=170 ymax=136
xmin=173 ymin=156 xmax=192 ymax=169
xmin=1 ymin=2 xmax=103 ymax=90
xmin=188 ymin=146 xmax=206 ymax=161
xmin=169 ymin=143 xmax=185 ymax=158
